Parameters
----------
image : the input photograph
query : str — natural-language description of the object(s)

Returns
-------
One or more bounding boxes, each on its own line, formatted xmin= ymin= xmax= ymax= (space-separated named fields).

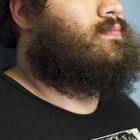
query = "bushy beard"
xmin=25 ymin=16 xmax=140 ymax=101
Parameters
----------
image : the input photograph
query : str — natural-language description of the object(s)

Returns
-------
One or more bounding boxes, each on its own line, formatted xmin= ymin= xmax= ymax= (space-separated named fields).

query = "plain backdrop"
xmin=120 ymin=0 xmax=140 ymax=107
xmin=0 ymin=0 xmax=140 ymax=107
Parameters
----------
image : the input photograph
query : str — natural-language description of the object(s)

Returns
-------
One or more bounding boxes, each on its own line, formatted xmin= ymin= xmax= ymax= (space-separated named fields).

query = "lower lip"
xmin=102 ymin=30 xmax=122 ymax=39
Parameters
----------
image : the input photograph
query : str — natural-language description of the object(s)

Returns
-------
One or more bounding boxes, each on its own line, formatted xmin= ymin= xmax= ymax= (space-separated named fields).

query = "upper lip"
xmin=109 ymin=24 xmax=121 ymax=32
xmin=101 ymin=24 xmax=122 ymax=38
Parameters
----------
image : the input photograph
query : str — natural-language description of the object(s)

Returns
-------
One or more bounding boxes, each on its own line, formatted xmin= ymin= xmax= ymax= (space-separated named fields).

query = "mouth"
xmin=101 ymin=24 xmax=122 ymax=39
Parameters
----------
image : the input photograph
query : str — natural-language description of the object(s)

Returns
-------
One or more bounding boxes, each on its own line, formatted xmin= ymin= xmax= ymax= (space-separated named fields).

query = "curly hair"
xmin=0 ymin=0 xmax=48 ymax=48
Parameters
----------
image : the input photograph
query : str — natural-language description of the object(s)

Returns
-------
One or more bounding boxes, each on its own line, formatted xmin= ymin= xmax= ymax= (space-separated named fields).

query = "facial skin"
xmin=22 ymin=0 xmax=140 ymax=101
xmin=48 ymin=0 xmax=122 ymax=22
xmin=46 ymin=0 xmax=123 ymax=37
xmin=8 ymin=0 xmax=140 ymax=104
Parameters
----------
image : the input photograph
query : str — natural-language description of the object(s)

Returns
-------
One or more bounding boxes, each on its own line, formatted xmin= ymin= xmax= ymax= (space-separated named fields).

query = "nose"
xmin=98 ymin=0 xmax=123 ymax=18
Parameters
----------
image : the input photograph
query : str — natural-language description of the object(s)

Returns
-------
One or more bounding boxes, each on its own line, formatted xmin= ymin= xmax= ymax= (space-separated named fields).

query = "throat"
xmin=43 ymin=91 xmax=100 ymax=115
xmin=4 ymin=65 xmax=100 ymax=115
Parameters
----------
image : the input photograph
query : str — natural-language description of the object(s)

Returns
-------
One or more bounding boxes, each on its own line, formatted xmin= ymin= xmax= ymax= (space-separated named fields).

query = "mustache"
xmin=95 ymin=17 xmax=128 ymax=34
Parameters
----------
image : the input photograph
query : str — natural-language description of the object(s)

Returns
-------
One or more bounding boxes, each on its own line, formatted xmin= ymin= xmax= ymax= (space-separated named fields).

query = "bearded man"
xmin=0 ymin=0 xmax=140 ymax=139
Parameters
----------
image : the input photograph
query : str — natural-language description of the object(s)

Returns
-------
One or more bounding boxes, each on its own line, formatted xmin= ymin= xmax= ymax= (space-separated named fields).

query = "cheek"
xmin=65 ymin=4 xmax=98 ymax=26
xmin=47 ymin=1 xmax=99 ymax=28
xmin=67 ymin=7 xmax=94 ymax=24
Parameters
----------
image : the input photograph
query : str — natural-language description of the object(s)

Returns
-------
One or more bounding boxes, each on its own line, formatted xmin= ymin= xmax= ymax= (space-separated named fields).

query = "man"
xmin=0 ymin=0 xmax=140 ymax=139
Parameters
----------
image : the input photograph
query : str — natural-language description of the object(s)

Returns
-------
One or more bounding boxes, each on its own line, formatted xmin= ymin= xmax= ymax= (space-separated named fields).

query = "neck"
xmin=5 ymin=65 xmax=100 ymax=115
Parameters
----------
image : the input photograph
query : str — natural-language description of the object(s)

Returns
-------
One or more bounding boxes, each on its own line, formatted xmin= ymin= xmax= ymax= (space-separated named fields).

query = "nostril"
xmin=106 ymin=10 xmax=122 ymax=17
xmin=100 ymin=8 xmax=122 ymax=18
xmin=105 ymin=11 xmax=116 ymax=16
xmin=106 ymin=11 xmax=115 ymax=14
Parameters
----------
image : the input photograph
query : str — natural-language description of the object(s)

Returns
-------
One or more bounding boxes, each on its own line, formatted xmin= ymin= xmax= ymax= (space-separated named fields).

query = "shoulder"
xmin=0 ymin=73 xmax=15 ymax=91
xmin=102 ymin=95 xmax=140 ymax=120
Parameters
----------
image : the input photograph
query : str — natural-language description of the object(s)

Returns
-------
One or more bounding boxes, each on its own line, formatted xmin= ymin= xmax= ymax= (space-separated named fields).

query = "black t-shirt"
xmin=0 ymin=73 xmax=140 ymax=140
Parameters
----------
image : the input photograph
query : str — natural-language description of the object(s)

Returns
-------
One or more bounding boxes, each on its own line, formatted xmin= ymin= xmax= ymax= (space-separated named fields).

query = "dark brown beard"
xmin=25 ymin=16 xmax=140 ymax=101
